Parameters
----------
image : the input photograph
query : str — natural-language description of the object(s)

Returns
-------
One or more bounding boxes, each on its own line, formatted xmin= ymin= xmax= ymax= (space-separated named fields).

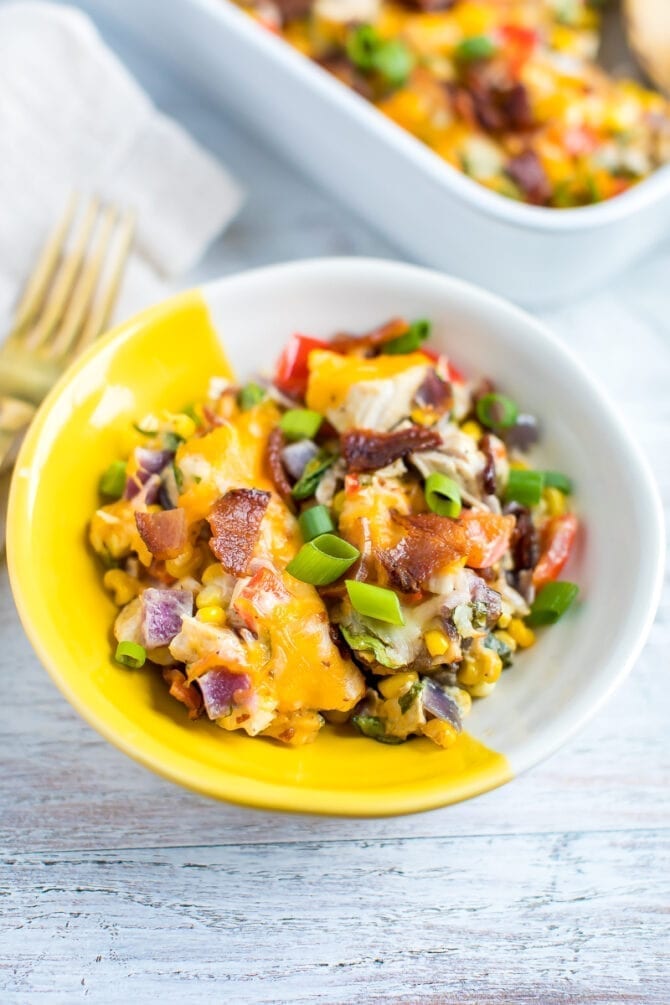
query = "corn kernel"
xmin=103 ymin=568 xmax=140 ymax=606
xmin=166 ymin=544 xmax=202 ymax=579
xmin=461 ymin=420 xmax=483 ymax=440
xmin=411 ymin=408 xmax=437 ymax=427
xmin=379 ymin=671 xmax=419 ymax=700
xmin=497 ymin=612 xmax=511 ymax=629
xmin=467 ymin=681 xmax=497 ymax=698
xmin=508 ymin=618 xmax=536 ymax=648
xmin=457 ymin=656 xmax=479 ymax=687
xmin=510 ymin=458 xmax=529 ymax=470
xmin=494 ymin=629 xmax=517 ymax=653
xmin=196 ymin=605 xmax=226 ymax=626
xmin=424 ymin=629 xmax=450 ymax=657
xmin=202 ymin=562 xmax=223 ymax=585
xmin=543 ymin=486 xmax=566 ymax=517
xmin=196 ymin=585 xmax=224 ymax=609
xmin=173 ymin=414 xmax=196 ymax=440
xmin=422 ymin=718 xmax=459 ymax=749
xmin=480 ymin=648 xmax=503 ymax=683
xmin=331 ymin=490 xmax=346 ymax=518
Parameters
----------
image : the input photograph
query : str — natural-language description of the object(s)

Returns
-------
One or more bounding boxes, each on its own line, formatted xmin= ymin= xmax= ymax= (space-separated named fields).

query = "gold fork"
xmin=0 ymin=194 xmax=135 ymax=473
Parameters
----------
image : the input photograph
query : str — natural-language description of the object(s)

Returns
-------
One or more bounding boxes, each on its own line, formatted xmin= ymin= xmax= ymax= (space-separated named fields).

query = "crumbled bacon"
xmin=379 ymin=510 xmax=468 ymax=592
xmin=275 ymin=0 xmax=311 ymax=22
xmin=342 ymin=426 xmax=442 ymax=472
xmin=162 ymin=667 xmax=203 ymax=720
xmin=478 ymin=433 xmax=497 ymax=495
xmin=135 ymin=508 xmax=187 ymax=560
xmin=318 ymin=55 xmax=373 ymax=101
xmin=266 ymin=426 xmax=293 ymax=503
xmin=330 ymin=317 xmax=411 ymax=355
xmin=401 ymin=0 xmax=454 ymax=9
xmin=414 ymin=370 xmax=452 ymax=411
xmin=208 ymin=488 xmax=271 ymax=576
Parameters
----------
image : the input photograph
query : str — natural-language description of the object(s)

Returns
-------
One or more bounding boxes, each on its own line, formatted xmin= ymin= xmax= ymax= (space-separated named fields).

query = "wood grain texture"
xmin=1 ymin=6 xmax=669 ymax=1002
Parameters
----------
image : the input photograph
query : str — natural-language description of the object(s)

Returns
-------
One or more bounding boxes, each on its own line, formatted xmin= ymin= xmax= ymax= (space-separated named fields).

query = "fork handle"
xmin=0 ymin=395 xmax=36 ymax=474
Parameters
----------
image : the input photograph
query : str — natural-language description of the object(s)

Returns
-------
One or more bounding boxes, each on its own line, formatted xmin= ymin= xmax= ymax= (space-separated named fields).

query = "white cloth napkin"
xmin=0 ymin=1 xmax=244 ymax=327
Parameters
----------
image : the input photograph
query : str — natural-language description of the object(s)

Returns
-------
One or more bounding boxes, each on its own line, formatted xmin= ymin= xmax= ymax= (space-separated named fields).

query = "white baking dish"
xmin=91 ymin=0 xmax=670 ymax=306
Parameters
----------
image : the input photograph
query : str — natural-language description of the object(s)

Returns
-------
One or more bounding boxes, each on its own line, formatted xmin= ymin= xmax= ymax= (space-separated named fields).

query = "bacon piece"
xmin=401 ymin=0 xmax=454 ymax=9
xmin=266 ymin=427 xmax=293 ymax=502
xmin=330 ymin=317 xmax=411 ymax=354
xmin=380 ymin=511 xmax=468 ymax=592
xmin=135 ymin=508 xmax=187 ymax=560
xmin=414 ymin=370 xmax=452 ymax=411
xmin=207 ymin=488 xmax=271 ymax=576
xmin=162 ymin=667 xmax=203 ymax=720
xmin=342 ymin=426 xmax=442 ymax=472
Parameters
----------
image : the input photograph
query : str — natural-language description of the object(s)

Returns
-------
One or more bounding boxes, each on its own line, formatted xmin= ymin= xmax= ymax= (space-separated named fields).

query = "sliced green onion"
xmin=164 ymin=431 xmax=184 ymax=452
xmin=345 ymin=581 xmax=405 ymax=626
xmin=484 ymin=633 xmax=513 ymax=668
xmin=346 ymin=24 xmax=380 ymax=71
xmin=476 ymin=392 xmax=519 ymax=430
xmin=299 ymin=504 xmax=334 ymax=542
xmin=373 ymin=38 xmax=414 ymax=87
xmin=173 ymin=462 xmax=184 ymax=492
xmin=424 ymin=472 xmax=462 ymax=518
xmin=182 ymin=403 xmax=203 ymax=428
xmin=132 ymin=423 xmax=158 ymax=438
xmin=384 ymin=318 xmax=431 ymax=355
xmin=115 ymin=641 xmax=146 ymax=669
xmin=292 ymin=451 xmax=335 ymax=500
xmin=351 ymin=714 xmax=403 ymax=744
xmin=280 ymin=408 xmax=323 ymax=441
xmin=456 ymin=35 xmax=497 ymax=62
xmin=237 ymin=382 xmax=266 ymax=411
xmin=543 ymin=470 xmax=573 ymax=494
xmin=527 ymin=581 xmax=579 ymax=627
xmin=504 ymin=469 xmax=544 ymax=507
xmin=286 ymin=534 xmax=359 ymax=586
xmin=99 ymin=460 xmax=127 ymax=499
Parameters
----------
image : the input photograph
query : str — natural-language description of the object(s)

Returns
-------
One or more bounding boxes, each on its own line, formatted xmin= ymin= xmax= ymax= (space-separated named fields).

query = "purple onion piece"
xmin=503 ymin=413 xmax=539 ymax=452
xmin=159 ymin=465 xmax=180 ymax=510
xmin=136 ymin=447 xmax=174 ymax=474
xmin=198 ymin=669 xmax=252 ymax=720
xmin=281 ymin=439 xmax=319 ymax=480
xmin=136 ymin=473 xmax=162 ymax=507
xmin=141 ymin=589 xmax=193 ymax=648
xmin=124 ymin=468 xmax=150 ymax=500
xmin=422 ymin=679 xmax=462 ymax=731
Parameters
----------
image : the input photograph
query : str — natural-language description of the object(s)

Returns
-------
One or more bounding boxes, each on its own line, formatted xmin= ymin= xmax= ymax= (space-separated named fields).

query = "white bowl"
xmin=203 ymin=257 xmax=664 ymax=780
xmin=91 ymin=0 xmax=670 ymax=306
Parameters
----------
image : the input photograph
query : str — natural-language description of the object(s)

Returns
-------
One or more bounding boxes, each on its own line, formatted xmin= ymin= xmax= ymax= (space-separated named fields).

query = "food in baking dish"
xmin=90 ymin=317 xmax=579 ymax=747
xmin=234 ymin=0 xmax=670 ymax=207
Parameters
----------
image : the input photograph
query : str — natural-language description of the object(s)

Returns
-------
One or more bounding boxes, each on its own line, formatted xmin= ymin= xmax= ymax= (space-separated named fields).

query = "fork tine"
xmin=78 ymin=210 xmax=135 ymax=349
xmin=26 ymin=196 xmax=100 ymax=350
xmin=48 ymin=206 xmax=118 ymax=359
xmin=10 ymin=193 xmax=78 ymax=335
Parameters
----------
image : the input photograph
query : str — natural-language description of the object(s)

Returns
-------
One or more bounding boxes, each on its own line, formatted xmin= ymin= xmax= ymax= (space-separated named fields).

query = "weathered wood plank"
xmin=1 ymin=830 xmax=668 ymax=1004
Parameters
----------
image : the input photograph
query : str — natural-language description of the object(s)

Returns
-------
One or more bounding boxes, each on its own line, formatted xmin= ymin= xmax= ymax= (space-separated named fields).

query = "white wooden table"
xmin=1 ymin=9 xmax=669 ymax=1003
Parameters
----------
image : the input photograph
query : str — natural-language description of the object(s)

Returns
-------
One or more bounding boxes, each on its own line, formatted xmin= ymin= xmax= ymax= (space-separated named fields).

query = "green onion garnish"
xmin=280 ymin=408 xmax=323 ymax=442
xmin=164 ymin=431 xmax=184 ymax=452
xmin=346 ymin=24 xmax=379 ymax=71
xmin=373 ymin=38 xmax=414 ymax=87
xmin=456 ymin=35 xmax=497 ymax=62
xmin=424 ymin=472 xmax=462 ymax=518
xmin=527 ymin=581 xmax=579 ymax=627
xmin=132 ymin=423 xmax=158 ymax=438
xmin=384 ymin=319 xmax=431 ymax=355
xmin=504 ymin=469 xmax=544 ymax=507
xmin=299 ymin=504 xmax=335 ymax=542
xmin=115 ymin=641 xmax=147 ymax=669
xmin=476 ymin=392 xmax=518 ymax=430
xmin=292 ymin=451 xmax=335 ymax=500
xmin=345 ymin=581 xmax=405 ymax=626
xmin=99 ymin=460 xmax=127 ymax=499
xmin=182 ymin=404 xmax=203 ymax=428
xmin=286 ymin=534 xmax=359 ymax=586
xmin=351 ymin=714 xmax=404 ymax=744
xmin=238 ymin=382 xmax=266 ymax=411
xmin=543 ymin=470 xmax=573 ymax=494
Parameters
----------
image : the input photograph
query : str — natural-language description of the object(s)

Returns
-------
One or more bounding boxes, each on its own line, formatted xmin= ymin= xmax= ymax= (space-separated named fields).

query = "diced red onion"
xmin=136 ymin=447 xmax=174 ymax=474
xmin=141 ymin=589 xmax=193 ymax=648
xmin=281 ymin=439 xmax=319 ymax=480
xmin=422 ymin=679 xmax=462 ymax=730
xmin=159 ymin=465 xmax=180 ymax=510
xmin=503 ymin=414 xmax=539 ymax=451
xmin=198 ymin=669 xmax=252 ymax=720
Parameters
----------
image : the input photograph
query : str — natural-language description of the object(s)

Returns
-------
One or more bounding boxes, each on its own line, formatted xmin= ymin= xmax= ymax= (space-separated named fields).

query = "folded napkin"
xmin=0 ymin=1 xmax=244 ymax=327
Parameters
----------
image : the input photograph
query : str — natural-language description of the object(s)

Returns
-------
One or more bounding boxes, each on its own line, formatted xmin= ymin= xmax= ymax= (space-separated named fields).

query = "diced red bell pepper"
xmin=421 ymin=348 xmax=465 ymax=384
xmin=498 ymin=24 xmax=538 ymax=76
xmin=532 ymin=513 xmax=578 ymax=589
xmin=273 ymin=333 xmax=330 ymax=399
xmin=460 ymin=511 xmax=516 ymax=569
